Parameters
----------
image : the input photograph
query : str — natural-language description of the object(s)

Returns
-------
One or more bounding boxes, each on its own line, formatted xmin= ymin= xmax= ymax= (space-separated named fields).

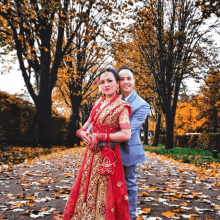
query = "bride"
xmin=63 ymin=68 xmax=131 ymax=220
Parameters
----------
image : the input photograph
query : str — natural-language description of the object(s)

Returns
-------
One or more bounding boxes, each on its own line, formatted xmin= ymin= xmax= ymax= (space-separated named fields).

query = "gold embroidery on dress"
xmin=94 ymin=98 xmax=129 ymax=127
xmin=119 ymin=108 xmax=130 ymax=124
xmin=117 ymin=181 xmax=123 ymax=187
xmin=72 ymin=97 xmax=131 ymax=219
xmin=95 ymin=176 xmax=108 ymax=219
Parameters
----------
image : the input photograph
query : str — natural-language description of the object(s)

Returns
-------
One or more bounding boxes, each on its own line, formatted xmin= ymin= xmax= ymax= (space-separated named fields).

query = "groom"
xmin=118 ymin=65 xmax=150 ymax=220
xmin=83 ymin=65 xmax=150 ymax=219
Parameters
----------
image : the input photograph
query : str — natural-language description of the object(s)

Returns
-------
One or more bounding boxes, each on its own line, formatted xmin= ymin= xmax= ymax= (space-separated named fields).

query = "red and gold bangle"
xmin=95 ymin=133 xmax=107 ymax=142
xmin=76 ymin=127 xmax=86 ymax=137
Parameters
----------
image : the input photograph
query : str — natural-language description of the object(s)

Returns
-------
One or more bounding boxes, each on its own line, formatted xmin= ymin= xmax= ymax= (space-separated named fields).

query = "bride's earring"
xmin=116 ymin=85 xmax=119 ymax=94
xmin=99 ymin=85 xmax=104 ymax=96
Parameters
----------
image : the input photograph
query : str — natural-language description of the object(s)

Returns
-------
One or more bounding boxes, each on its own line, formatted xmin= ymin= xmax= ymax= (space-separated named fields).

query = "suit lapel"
xmin=127 ymin=90 xmax=137 ymax=104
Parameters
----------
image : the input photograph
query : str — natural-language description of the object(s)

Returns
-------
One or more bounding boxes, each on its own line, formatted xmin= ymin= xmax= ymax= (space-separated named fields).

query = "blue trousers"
xmin=123 ymin=165 xmax=137 ymax=220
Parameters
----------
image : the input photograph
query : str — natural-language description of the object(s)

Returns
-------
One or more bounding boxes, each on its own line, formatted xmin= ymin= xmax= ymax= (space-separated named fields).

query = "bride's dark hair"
xmin=98 ymin=67 xmax=119 ymax=82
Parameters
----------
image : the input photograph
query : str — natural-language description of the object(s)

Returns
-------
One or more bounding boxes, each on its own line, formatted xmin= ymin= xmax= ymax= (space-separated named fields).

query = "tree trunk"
xmin=165 ymin=110 xmax=174 ymax=149
xmin=152 ymin=113 xmax=161 ymax=146
xmin=36 ymin=91 xmax=52 ymax=148
xmin=143 ymin=116 xmax=148 ymax=145
xmin=212 ymin=109 xmax=218 ymax=133
xmin=66 ymin=95 xmax=82 ymax=147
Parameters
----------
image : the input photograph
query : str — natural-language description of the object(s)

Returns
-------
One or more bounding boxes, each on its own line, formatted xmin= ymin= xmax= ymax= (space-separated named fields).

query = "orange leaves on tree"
xmin=174 ymin=101 xmax=206 ymax=135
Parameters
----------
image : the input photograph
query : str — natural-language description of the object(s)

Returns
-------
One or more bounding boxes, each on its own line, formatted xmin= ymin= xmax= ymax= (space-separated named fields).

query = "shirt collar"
xmin=120 ymin=90 xmax=134 ymax=101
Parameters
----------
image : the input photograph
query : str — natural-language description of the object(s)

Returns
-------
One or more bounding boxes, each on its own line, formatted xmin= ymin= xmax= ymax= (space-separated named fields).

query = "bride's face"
xmin=100 ymin=71 xmax=118 ymax=97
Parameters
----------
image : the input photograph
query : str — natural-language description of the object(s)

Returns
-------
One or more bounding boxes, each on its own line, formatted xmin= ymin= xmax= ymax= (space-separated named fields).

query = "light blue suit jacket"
xmin=120 ymin=90 xmax=150 ymax=166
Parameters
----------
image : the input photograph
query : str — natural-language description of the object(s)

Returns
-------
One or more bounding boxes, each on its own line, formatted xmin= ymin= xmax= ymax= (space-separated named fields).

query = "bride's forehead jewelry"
xmin=104 ymin=71 xmax=109 ymax=76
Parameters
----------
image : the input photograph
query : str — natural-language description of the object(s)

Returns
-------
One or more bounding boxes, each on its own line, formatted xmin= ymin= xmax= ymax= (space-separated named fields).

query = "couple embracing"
xmin=63 ymin=66 xmax=150 ymax=220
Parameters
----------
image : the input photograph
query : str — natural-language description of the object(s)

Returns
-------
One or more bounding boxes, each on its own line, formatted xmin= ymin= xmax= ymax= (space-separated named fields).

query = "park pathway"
xmin=0 ymin=147 xmax=219 ymax=220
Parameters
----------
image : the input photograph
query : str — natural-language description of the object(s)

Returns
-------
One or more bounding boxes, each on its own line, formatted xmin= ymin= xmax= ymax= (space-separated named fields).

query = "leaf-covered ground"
xmin=0 ymin=147 xmax=219 ymax=220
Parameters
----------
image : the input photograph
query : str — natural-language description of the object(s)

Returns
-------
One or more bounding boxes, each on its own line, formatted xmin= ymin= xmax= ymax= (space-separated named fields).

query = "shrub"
xmin=144 ymin=147 xmax=219 ymax=164
xmin=0 ymin=91 xmax=68 ymax=147
xmin=174 ymin=133 xmax=220 ymax=150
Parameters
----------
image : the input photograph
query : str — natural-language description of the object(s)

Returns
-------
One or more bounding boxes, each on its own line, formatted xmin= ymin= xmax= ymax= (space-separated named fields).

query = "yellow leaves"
xmin=180 ymin=202 xmax=187 ymax=206
xmin=144 ymin=186 xmax=157 ymax=191
xmin=18 ymin=35 xmax=23 ymax=41
xmin=141 ymin=192 xmax=149 ymax=196
xmin=64 ymin=173 xmax=74 ymax=178
xmin=21 ymin=175 xmax=26 ymax=182
xmin=142 ymin=207 xmax=150 ymax=214
xmin=188 ymin=217 xmax=200 ymax=220
xmin=170 ymin=196 xmax=178 ymax=201
xmin=191 ymin=193 xmax=199 ymax=198
xmin=6 ymin=194 xmax=14 ymax=198
xmin=37 ymin=178 xmax=53 ymax=184
xmin=12 ymin=202 xmax=24 ymax=207
xmin=214 ymin=205 xmax=220 ymax=210
xmin=22 ymin=184 xmax=31 ymax=188
xmin=175 ymin=193 xmax=183 ymax=199
xmin=25 ymin=195 xmax=36 ymax=200
xmin=165 ymin=187 xmax=177 ymax=193
xmin=161 ymin=210 xmax=175 ymax=217
xmin=27 ymin=200 xmax=35 ymax=207
xmin=30 ymin=13 xmax=36 ymax=19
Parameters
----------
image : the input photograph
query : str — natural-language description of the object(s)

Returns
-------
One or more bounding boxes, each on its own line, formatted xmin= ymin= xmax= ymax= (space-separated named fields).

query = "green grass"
xmin=143 ymin=145 xmax=220 ymax=165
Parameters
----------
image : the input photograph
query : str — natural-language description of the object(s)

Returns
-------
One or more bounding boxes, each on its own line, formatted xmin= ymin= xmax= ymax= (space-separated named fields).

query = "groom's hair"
xmin=118 ymin=65 xmax=134 ymax=76
xmin=99 ymin=67 xmax=119 ymax=81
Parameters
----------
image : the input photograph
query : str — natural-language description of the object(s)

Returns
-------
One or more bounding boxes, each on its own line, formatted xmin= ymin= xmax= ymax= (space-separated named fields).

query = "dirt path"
xmin=0 ymin=148 xmax=219 ymax=220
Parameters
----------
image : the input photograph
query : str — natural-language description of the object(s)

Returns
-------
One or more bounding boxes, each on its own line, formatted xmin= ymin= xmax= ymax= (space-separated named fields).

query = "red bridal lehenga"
xmin=63 ymin=94 xmax=131 ymax=220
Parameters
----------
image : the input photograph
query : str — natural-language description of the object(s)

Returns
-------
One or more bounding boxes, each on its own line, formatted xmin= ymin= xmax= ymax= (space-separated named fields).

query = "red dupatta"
xmin=63 ymin=94 xmax=131 ymax=220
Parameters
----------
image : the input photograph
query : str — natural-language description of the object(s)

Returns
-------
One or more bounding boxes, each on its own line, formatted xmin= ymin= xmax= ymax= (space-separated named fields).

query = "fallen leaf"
xmin=142 ymin=207 xmax=150 ymax=214
xmin=27 ymin=201 xmax=35 ymax=207
xmin=161 ymin=210 xmax=175 ymax=217
xmin=141 ymin=192 xmax=149 ymax=197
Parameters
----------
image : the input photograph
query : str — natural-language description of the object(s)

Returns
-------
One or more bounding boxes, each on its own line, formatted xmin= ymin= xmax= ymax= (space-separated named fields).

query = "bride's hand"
xmin=88 ymin=133 xmax=107 ymax=152
xmin=88 ymin=133 xmax=101 ymax=152
xmin=80 ymin=131 xmax=92 ymax=146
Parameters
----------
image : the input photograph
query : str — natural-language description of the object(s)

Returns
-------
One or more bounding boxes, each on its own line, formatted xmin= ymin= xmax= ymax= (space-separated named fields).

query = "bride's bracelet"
xmin=95 ymin=133 xmax=108 ymax=142
xmin=76 ymin=127 xmax=86 ymax=137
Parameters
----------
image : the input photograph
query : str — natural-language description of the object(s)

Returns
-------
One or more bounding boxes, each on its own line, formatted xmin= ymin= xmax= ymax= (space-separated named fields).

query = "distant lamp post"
xmin=212 ymin=149 xmax=219 ymax=159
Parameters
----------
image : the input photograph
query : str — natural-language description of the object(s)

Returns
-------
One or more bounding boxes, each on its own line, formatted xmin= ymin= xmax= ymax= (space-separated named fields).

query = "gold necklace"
xmin=105 ymin=96 xmax=113 ymax=103
xmin=106 ymin=93 xmax=116 ymax=103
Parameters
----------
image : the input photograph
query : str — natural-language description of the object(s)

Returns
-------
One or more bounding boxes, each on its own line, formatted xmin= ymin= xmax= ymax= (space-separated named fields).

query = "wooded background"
xmin=0 ymin=0 xmax=219 ymax=150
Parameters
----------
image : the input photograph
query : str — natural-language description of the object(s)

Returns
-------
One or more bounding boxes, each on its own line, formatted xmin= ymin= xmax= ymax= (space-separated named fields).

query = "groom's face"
xmin=119 ymin=69 xmax=135 ymax=97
